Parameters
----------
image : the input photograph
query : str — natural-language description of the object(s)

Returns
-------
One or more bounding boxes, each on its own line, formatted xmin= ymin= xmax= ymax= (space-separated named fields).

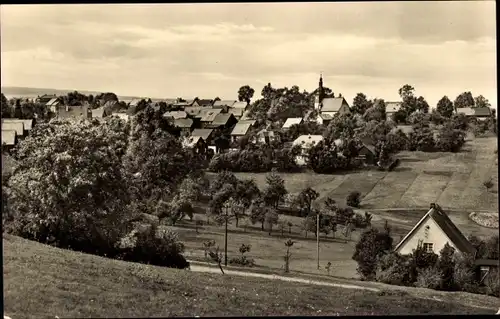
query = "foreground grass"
xmin=4 ymin=235 xmax=495 ymax=317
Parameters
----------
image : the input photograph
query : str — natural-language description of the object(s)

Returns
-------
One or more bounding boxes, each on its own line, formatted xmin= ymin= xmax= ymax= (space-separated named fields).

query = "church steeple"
xmin=315 ymin=72 xmax=324 ymax=110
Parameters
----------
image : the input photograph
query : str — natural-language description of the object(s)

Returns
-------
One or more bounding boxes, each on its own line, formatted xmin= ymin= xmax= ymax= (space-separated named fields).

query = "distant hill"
xmin=0 ymin=86 xmax=148 ymax=101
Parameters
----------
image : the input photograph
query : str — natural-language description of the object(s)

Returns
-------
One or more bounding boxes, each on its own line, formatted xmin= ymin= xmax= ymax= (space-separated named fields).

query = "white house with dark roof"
xmin=2 ymin=119 xmax=33 ymax=131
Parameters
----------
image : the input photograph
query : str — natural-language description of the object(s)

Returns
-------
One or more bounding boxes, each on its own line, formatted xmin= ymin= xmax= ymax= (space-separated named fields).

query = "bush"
xmin=229 ymin=256 xmax=255 ymax=267
xmin=484 ymin=269 xmax=500 ymax=297
xmin=352 ymin=228 xmax=393 ymax=280
xmin=452 ymin=254 xmax=479 ymax=293
xmin=415 ymin=267 xmax=442 ymax=290
xmin=376 ymin=253 xmax=412 ymax=286
xmin=118 ymin=225 xmax=189 ymax=269
xmin=346 ymin=191 xmax=361 ymax=208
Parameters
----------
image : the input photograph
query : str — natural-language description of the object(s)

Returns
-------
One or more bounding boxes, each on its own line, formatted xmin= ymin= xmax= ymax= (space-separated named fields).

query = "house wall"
xmin=339 ymin=103 xmax=351 ymax=115
xmin=396 ymin=217 xmax=460 ymax=255
xmin=321 ymin=111 xmax=338 ymax=117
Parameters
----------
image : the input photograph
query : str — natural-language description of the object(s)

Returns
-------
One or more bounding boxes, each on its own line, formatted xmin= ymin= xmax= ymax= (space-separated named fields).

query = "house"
xmin=252 ymin=128 xmax=278 ymax=145
xmin=193 ymin=99 xmax=214 ymax=107
xmin=200 ymin=109 xmax=223 ymax=128
xmin=230 ymin=123 xmax=252 ymax=143
xmin=46 ymin=98 xmax=62 ymax=113
xmin=304 ymin=111 xmax=334 ymax=126
xmin=206 ymin=113 xmax=237 ymax=130
xmin=292 ymin=135 xmax=323 ymax=166
xmin=319 ymin=97 xmax=351 ymax=117
xmin=91 ymin=106 xmax=109 ymax=119
xmin=174 ymin=118 xmax=194 ymax=136
xmin=282 ymin=117 xmax=303 ymax=130
xmin=213 ymin=100 xmax=236 ymax=108
xmin=57 ymin=104 xmax=92 ymax=120
xmin=1 ymin=130 xmax=17 ymax=152
xmin=112 ymin=112 xmax=130 ymax=122
xmin=36 ymin=94 xmax=57 ymax=104
xmin=473 ymin=107 xmax=492 ymax=121
xmin=2 ymin=119 xmax=34 ymax=132
xmin=2 ymin=122 xmax=25 ymax=137
xmin=182 ymin=135 xmax=208 ymax=154
xmin=232 ymin=101 xmax=248 ymax=110
xmin=386 ymin=102 xmax=402 ymax=120
xmin=229 ymin=108 xmax=244 ymax=119
xmin=394 ymin=204 xmax=476 ymax=256
xmin=357 ymin=143 xmax=377 ymax=165
xmin=191 ymin=128 xmax=215 ymax=147
xmin=163 ymin=111 xmax=188 ymax=120
xmin=184 ymin=107 xmax=205 ymax=118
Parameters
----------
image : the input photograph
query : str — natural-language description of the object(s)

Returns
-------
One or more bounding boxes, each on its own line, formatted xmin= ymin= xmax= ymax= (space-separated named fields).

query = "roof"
xmin=91 ymin=107 xmax=106 ymax=118
xmin=394 ymin=205 xmax=476 ymax=255
xmin=229 ymin=108 xmax=244 ymax=117
xmin=1 ymin=130 xmax=16 ymax=146
xmin=392 ymin=125 xmax=414 ymax=135
xmin=292 ymin=135 xmax=323 ymax=148
xmin=196 ymin=99 xmax=214 ymax=107
xmin=46 ymin=98 xmax=59 ymax=106
xmin=174 ymin=118 xmax=194 ymax=128
xmin=58 ymin=105 xmax=91 ymax=120
xmin=231 ymin=123 xmax=252 ymax=136
xmin=359 ymin=143 xmax=376 ymax=154
xmin=456 ymin=107 xmax=475 ymax=116
xmin=191 ymin=129 xmax=214 ymax=141
xmin=474 ymin=107 xmax=491 ymax=117
xmin=182 ymin=135 xmax=203 ymax=148
xmin=163 ymin=111 xmax=188 ymax=119
xmin=386 ymin=102 xmax=402 ymax=113
xmin=213 ymin=100 xmax=236 ymax=108
xmin=282 ymin=117 xmax=303 ymax=128
xmin=2 ymin=119 xmax=33 ymax=130
xmin=200 ymin=108 xmax=223 ymax=122
xmin=321 ymin=97 xmax=349 ymax=112
xmin=232 ymin=101 xmax=248 ymax=109
xmin=238 ymin=120 xmax=257 ymax=126
xmin=184 ymin=107 xmax=204 ymax=117
xmin=173 ymin=102 xmax=192 ymax=108
xmin=211 ymin=113 xmax=233 ymax=126
xmin=1 ymin=122 xmax=24 ymax=136
xmin=163 ymin=99 xmax=178 ymax=105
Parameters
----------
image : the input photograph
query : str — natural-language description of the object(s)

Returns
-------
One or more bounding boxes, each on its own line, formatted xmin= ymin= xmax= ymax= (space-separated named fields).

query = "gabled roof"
xmin=45 ymin=98 xmax=59 ymax=107
xmin=191 ymin=128 xmax=214 ymax=141
xmin=292 ymin=135 xmax=323 ymax=148
xmin=2 ymin=119 xmax=33 ymax=130
xmin=196 ymin=99 xmax=214 ymax=107
xmin=394 ymin=205 xmax=476 ymax=255
xmin=200 ymin=108 xmax=223 ymax=122
xmin=474 ymin=107 xmax=491 ymax=117
xmin=232 ymin=101 xmax=248 ymax=109
xmin=456 ymin=107 xmax=475 ymax=116
xmin=282 ymin=117 xmax=303 ymax=128
xmin=1 ymin=130 xmax=16 ymax=146
xmin=182 ymin=135 xmax=203 ymax=148
xmin=1 ymin=122 xmax=24 ymax=136
xmin=238 ymin=120 xmax=257 ymax=126
xmin=386 ymin=102 xmax=402 ymax=113
xmin=91 ymin=106 xmax=107 ymax=118
xmin=231 ymin=123 xmax=252 ymax=136
xmin=211 ymin=113 xmax=234 ymax=126
xmin=174 ymin=118 xmax=194 ymax=128
xmin=185 ymin=107 xmax=204 ymax=117
xmin=229 ymin=108 xmax=244 ymax=117
xmin=213 ymin=100 xmax=236 ymax=108
xmin=163 ymin=111 xmax=188 ymax=120
xmin=321 ymin=97 xmax=349 ymax=112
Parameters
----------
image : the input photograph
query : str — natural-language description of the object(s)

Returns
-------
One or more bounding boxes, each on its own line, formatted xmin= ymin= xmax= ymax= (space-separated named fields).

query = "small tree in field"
xmin=208 ymin=246 xmax=225 ymax=274
xmin=346 ymin=191 xmax=361 ymax=208
xmin=325 ymin=261 xmax=332 ymax=276
xmin=203 ymin=239 xmax=216 ymax=259
xmin=284 ymin=239 xmax=295 ymax=273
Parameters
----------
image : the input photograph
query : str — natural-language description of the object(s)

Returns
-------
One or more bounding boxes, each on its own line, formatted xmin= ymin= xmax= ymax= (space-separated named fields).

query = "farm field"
xmin=210 ymin=136 xmax=498 ymax=211
xmin=4 ymin=235 xmax=497 ymax=317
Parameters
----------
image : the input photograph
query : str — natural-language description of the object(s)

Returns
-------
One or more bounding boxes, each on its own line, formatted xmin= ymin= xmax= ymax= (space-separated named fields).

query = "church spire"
xmin=318 ymin=72 xmax=324 ymax=102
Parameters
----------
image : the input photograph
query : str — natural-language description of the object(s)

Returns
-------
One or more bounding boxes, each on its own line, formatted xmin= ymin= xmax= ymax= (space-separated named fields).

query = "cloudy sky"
xmin=1 ymin=2 xmax=496 ymax=107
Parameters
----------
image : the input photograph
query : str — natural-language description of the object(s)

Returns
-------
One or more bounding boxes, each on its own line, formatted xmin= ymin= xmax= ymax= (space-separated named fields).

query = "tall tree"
xmin=351 ymin=93 xmax=373 ymax=115
xmin=415 ymin=96 xmax=429 ymax=113
xmin=262 ymin=170 xmax=288 ymax=209
xmin=1 ymin=93 xmax=11 ymax=118
xmin=436 ymin=96 xmax=454 ymax=118
xmin=454 ymin=92 xmax=475 ymax=109
xmin=474 ymin=95 xmax=491 ymax=108
xmin=238 ymin=85 xmax=255 ymax=103
xmin=294 ymin=187 xmax=319 ymax=217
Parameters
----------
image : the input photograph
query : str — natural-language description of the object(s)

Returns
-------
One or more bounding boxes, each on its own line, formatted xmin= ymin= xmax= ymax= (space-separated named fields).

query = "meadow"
xmin=4 ymin=234 xmax=497 ymax=318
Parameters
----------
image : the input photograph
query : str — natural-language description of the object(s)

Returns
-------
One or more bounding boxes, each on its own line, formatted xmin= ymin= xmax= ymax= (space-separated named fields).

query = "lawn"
xmin=3 ymin=235 xmax=497 ymax=317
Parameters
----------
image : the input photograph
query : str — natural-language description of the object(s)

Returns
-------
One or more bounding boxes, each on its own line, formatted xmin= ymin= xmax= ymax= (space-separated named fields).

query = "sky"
xmin=1 ymin=2 xmax=496 ymax=107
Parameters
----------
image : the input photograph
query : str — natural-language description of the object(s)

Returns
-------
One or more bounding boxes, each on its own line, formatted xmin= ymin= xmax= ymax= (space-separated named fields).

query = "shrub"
xmin=415 ymin=267 xmax=442 ymax=290
xmin=346 ymin=191 xmax=361 ymax=208
xmin=352 ymin=227 xmax=393 ymax=280
xmin=484 ymin=269 xmax=500 ymax=297
xmin=452 ymin=254 xmax=479 ymax=293
xmin=229 ymin=243 xmax=255 ymax=267
xmin=376 ymin=253 xmax=412 ymax=286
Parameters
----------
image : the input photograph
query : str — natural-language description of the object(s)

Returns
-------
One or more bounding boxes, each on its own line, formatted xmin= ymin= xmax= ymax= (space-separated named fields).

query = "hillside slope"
xmin=3 ymin=235 xmax=496 ymax=318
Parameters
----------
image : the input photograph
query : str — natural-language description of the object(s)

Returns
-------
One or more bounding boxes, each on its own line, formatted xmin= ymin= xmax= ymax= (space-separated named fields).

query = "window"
xmin=423 ymin=243 xmax=434 ymax=253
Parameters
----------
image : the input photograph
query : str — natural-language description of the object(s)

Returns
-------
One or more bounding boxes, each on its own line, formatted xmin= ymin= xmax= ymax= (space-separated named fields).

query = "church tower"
xmin=314 ymin=73 xmax=324 ymax=110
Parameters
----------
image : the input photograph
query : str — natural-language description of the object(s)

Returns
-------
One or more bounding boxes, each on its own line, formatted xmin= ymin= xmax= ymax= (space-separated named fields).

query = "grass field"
xmin=4 ymin=235 xmax=498 ymax=317
xmin=213 ymin=136 xmax=498 ymax=212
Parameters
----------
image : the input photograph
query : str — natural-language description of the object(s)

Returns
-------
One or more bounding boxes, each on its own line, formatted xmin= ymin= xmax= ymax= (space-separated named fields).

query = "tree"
xmin=238 ymin=85 xmax=255 ymax=103
xmin=415 ymin=96 xmax=430 ymax=113
xmin=352 ymin=226 xmax=393 ymax=280
xmin=351 ymin=93 xmax=373 ymax=115
xmin=249 ymin=197 xmax=267 ymax=230
xmin=346 ymin=191 xmax=361 ymax=208
xmin=262 ymin=170 xmax=288 ymax=209
xmin=265 ymin=209 xmax=279 ymax=235
xmin=284 ymin=238 xmax=295 ymax=273
xmin=435 ymin=122 xmax=466 ymax=152
xmin=294 ymin=187 xmax=319 ymax=217
xmin=1 ymin=93 xmax=11 ymax=118
xmin=7 ymin=119 xmax=132 ymax=257
xmin=437 ymin=243 xmax=456 ymax=291
xmin=474 ymin=95 xmax=491 ymax=109
xmin=454 ymin=92 xmax=475 ymax=109
xmin=436 ymin=96 xmax=454 ymax=118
